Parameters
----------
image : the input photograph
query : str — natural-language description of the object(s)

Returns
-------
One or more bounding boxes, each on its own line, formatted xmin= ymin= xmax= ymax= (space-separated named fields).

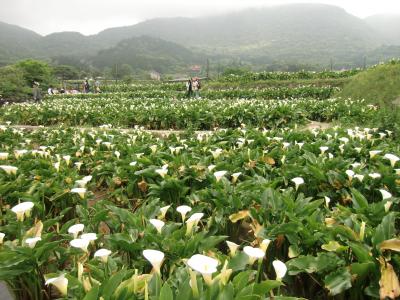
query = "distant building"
xmin=149 ymin=71 xmax=161 ymax=81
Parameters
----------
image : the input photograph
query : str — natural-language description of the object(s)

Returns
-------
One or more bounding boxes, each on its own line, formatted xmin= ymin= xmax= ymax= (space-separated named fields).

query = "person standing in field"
xmin=95 ymin=79 xmax=101 ymax=93
xmin=83 ymin=79 xmax=90 ymax=93
xmin=32 ymin=82 xmax=42 ymax=102
xmin=192 ymin=78 xmax=199 ymax=98
xmin=186 ymin=78 xmax=193 ymax=98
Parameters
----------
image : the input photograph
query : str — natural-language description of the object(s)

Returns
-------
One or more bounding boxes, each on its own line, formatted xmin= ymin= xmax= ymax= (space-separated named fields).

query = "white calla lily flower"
xmin=243 ymin=246 xmax=265 ymax=264
xmin=159 ymin=205 xmax=170 ymax=219
xmin=155 ymin=168 xmax=168 ymax=178
xmin=369 ymin=150 xmax=382 ymax=158
xmin=187 ymin=254 xmax=219 ymax=285
xmin=80 ymin=233 xmax=97 ymax=241
xmin=25 ymin=237 xmax=41 ymax=248
xmin=214 ymin=170 xmax=228 ymax=182
xmin=384 ymin=154 xmax=399 ymax=167
xmin=94 ymin=248 xmax=112 ymax=263
xmin=319 ymin=146 xmax=329 ymax=155
xmin=176 ymin=205 xmax=192 ymax=222
xmin=70 ymin=238 xmax=90 ymax=252
xmin=11 ymin=202 xmax=34 ymax=221
xmin=272 ymin=260 xmax=287 ymax=281
xmin=260 ymin=239 xmax=271 ymax=253
xmin=186 ymin=213 xmax=204 ymax=235
xmin=379 ymin=189 xmax=392 ymax=200
xmin=149 ymin=219 xmax=165 ymax=234
xmin=0 ymin=232 xmax=5 ymax=244
xmin=68 ymin=224 xmax=84 ymax=238
xmin=231 ymin=172 xmax=242 ymax=183
xmin=143 ymin=249 xmax=165 ymax=274
xmin=0 ymin=152 xmax=8 ymax=160
xmin=45 ymin=274 xmax=68 ymax=297
xmin=226 ymin=241 xmax=239 ymax=257
xmin=0 ymin=165 xmax=18 ymax=175
xmin=71 ymin=188 xmax=87 ymax=199
xmin=291 ymin=177 xmax=304 ymax=191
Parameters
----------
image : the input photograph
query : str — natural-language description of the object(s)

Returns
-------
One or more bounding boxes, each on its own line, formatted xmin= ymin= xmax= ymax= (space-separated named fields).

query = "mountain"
xmin=1 ymin=4 xmax=400 ymax=70
xmin=365 ymin=14 xmax=400 ymax=45
xmin=0 ymin=21 xmax=42 ymax=64
xmin=91 ymin=36 xmax=200 ymax=73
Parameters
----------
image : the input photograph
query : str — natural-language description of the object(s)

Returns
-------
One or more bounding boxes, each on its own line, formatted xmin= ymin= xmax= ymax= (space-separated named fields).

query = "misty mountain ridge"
xmin=1 ymin=3 xmax=400 ymax=70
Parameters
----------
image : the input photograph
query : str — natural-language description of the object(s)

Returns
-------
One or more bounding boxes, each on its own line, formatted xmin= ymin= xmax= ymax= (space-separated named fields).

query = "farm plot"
xmin=0 ymin=125 xmax=399 ymax=299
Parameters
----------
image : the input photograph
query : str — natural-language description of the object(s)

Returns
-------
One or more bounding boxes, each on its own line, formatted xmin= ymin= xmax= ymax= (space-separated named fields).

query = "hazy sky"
xmin=1 ymin=0 xmax=400 ymax=36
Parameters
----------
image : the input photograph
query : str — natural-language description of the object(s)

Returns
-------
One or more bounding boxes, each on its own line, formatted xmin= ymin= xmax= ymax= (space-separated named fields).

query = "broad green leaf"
xmin=350 ymin=188 xmax=369 ymax=209
xmin=101 ymin=270 xmax=128 ymax=300
xmin=324 ymin=267 xmax=352 ymax=296
xmin=159 ymin=283 xmax=173 ymax=300
xmin=83 ymin=285 xmax=100 ymax=300
xmin=253 ymin=280 xmax=282 ymax=296
xmin=372 ymin=213 xmax=396 ymax=249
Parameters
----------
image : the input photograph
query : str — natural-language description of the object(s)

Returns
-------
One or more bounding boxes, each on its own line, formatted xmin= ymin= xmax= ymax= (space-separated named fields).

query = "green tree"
xmin=15 ymin=59 xmax=54 ymax=86
xmin=0 ymin=65 xmax=30 ymax=99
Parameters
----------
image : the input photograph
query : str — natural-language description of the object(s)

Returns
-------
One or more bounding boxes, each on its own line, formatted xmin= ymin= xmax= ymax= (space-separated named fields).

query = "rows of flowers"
xmin=88 ymin=85 xmax=337 ymax=100
xmin=0 ymin=96 xmax=376 ymax=129
xmin=0 ymin=124 xmax=399 ymax=299
xmin=220 ymin=70 xmax=361 ymax=82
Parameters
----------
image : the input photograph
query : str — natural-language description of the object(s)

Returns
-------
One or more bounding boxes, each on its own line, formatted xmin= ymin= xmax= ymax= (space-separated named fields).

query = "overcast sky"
xmin=1 ymin=0 xmax=400 ymax=36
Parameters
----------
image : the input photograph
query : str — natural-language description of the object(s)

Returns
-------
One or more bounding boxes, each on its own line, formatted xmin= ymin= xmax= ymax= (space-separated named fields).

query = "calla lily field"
xmin=0 ymin=74 xmax=399 ymax=300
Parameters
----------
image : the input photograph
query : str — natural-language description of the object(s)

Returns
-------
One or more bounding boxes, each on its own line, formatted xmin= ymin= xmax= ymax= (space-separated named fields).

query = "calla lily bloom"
xmin=186 ymin=213 xmax=204 ymax=235
xmin=11 ymin=202 xmax=34 ymax=221
xmin=80 ymin=233 xmax=97 ymax=242
xmin=210 ymin=148 xmax=223 ymax=159
xmin=214 ymin=170 xmax=228 ymax=182
xmin=368 ymin=173 xmax=381 ymax=179
xmin=354 ymin=174 xmax=364 ymax=182
xmin=0 ymin=232 xmax=4 ymax=244
xmin=291 ymin=177 xmax=304 ymax=191
xmin=70 ymin=238 xmax=90 ymax=252
xmin=272 ymin=260 xmax=287 ymax=281
xmin=94 ymin=248 xmax=112 ymax=263
xmin=231 ymin=172 xmax=242 ymax=183
xmin=155 ymin=168 xmax=168 ymax=178
xmin=176 ymin=205 xmax=192 ymax=222
xmin=226 ymin=241 xmax=239 ymax=257
xmin=45 ymin=274 xmax=68 ymax=297
xmin=63 ymin=155 xmax=71 ymax=165
xmin=130 ymin=161 xmax=137 ymax=166
xmin=345 ymin=170 xmax=355 ymax=181
xmin=14 ymin=150 xmax=28 ymax=159
xmin=319 ymin=146 xmax=329 ymax=155
xmin=243 ymin=246 xmax=265 ymax=264
xmin=369 ymin=150 xmax=382 ymax=158
xmin=68 ymin=224 xmax=84 ymax=238
xmin=143 ymin=249 xmax=165 ymax=274
xmin=187 ymin=254 xmax=219 ymax=285
xmin=159 ymin=205 xmax=170 ymax=219
xmin=260 ymin=239 xmax=271 ymax=253
xmin=384 ymin=154 xmax=399 ymax=167
xmin=71 ymin=188 xmax=87 ymax=199
xmin=25 ymin=237 xmax=41 ymax=248
xmin=0 ymin=165 xmax=18 ymax=175
xmin=379 ymin=189 xmax=392 ymax=200
xmin=0 ymin=152 xmax=8 ymax=160
xmin=149 ymin=219 xmax=165 ymax=234
xmin=324 ymin=196 xmax=331 ymax=208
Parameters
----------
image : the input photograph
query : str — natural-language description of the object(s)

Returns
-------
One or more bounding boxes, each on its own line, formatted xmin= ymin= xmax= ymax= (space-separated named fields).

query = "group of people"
xmin=83 ymin=78 xmax=101 ymax=93
xmin=186 ymin=77 xmax=201 ymax=98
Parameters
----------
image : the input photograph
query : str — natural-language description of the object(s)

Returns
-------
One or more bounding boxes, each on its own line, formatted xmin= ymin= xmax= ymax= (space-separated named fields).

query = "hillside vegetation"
xmin=339 ymin=60 xmax=400 ymax=106
xmin=1 ymin=4 xmax=400 ymax=71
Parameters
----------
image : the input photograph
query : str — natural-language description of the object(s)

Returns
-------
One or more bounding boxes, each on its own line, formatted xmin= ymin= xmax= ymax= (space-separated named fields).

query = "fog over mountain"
xmin=1 ymin=4 xmax=400 ymax=70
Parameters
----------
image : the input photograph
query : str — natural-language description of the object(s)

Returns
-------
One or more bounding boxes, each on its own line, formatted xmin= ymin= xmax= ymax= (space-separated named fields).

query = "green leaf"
xmin=324 ymin=267 xmax=352 ymax=296
xmin=228 ymin=253 xmax=250 ymax=272
xmin=350 ymin=188 xmax=368 ymax=210
xmin=348 ymin=242 xmax=373 ymax=263
xmin=101 ymin=270 xmax=128 ymax=300
xmin=83 ymin=285 xmax=100 ymax=300
xmin=217 ymin=283 xmax=234 ymax=300
xmin=253 ymin=280 xmax=282 ymax=296
xmin=372 ymin=212 xmax=396 ymax=249
xmin=350 ymin=262 xmax=376 ymax=282
xmin=232 ymin=270 xmax=255 ymax=292
xmin=159 ymin=283 xmax=173 ymax=300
